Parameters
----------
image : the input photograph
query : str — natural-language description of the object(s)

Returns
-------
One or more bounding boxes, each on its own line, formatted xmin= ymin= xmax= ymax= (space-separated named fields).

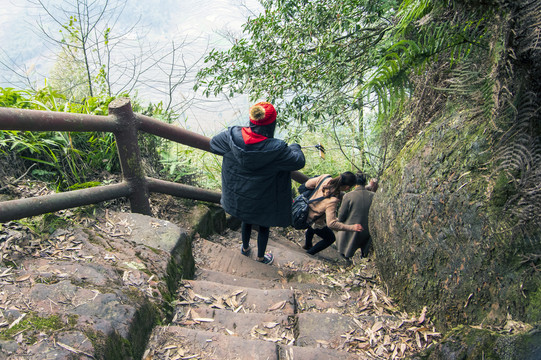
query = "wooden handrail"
xmin=0 ymin=98 xmax=307 ymax=222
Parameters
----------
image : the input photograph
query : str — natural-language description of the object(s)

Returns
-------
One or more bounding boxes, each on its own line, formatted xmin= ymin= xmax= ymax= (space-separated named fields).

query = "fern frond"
xmin=396 ymin=0 xmax=433 ymax=35
xmin=495 ymin=91 xmax=541 ymax=226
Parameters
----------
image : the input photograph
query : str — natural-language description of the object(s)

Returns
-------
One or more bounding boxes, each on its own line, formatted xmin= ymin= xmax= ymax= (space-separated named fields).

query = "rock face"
xmin=0 ymin=208 xmax=203 ymax=359
xmin=370 ymin=111 xmax=540 ymax=329
xmin=369 ymin=1 xmax=541 ymax=334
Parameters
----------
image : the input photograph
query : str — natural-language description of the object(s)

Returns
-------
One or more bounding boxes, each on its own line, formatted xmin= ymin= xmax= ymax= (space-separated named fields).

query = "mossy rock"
xmin=370 ymin=110 xmax=540 ymax=330
xmin=411 ymin=324 xmax=541 ymax=360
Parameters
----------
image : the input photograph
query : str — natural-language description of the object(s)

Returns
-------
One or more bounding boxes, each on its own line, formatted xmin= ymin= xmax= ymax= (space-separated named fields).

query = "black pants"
xmin=241 ymin=222 xmax=270 ymax=258
xmin=304 ymin=226 xmax=335 ymax=255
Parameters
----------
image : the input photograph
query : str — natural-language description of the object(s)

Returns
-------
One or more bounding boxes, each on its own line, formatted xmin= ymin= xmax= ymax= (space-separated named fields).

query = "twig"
xmin=0 ymin=163 xmax=37 ymax=192
xmin=57 ymin=342 xmax=95 ymax=359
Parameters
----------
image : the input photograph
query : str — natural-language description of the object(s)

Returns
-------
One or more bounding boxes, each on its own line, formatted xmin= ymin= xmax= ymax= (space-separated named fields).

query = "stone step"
xmin=194 ymin=238 xmax=292 ymax=281
xmin=264 ymin=238 xmax=324 ymax=270
xmin=279 ymin=344 xmax=364 ymax=360
xmin=172 ymin=305 xmax=294 ymax=344
xmin=145 ymin=326 xmax=365 ymax=360
xmin=194 ymin=268 xmax=285 ymax=289
xmin=296 ymin=312 xmax=361 ymax=348
xmin=145 ymin=326 xmax=278 ymax=360
xmin=194 ymin=238 xmax=324 ymax=285
xmin=212 ymin=227 xmax=351 ymax=266
xmin=177 ymin=279 xmax=296 ymax=316
xmin=296 ymin=312 xmax=398 ymax=358
xmin=194 ymin=267 xmax=331 ymax=292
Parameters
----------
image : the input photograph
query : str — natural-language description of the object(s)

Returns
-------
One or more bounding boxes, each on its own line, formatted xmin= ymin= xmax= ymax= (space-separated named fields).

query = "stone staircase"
xmin=143 ymin=227 xmax=404 ymax=360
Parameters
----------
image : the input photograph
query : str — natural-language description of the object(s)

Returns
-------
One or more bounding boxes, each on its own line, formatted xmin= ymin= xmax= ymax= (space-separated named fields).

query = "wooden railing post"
xmin=108 ymin=98 xmax=152 ymax=215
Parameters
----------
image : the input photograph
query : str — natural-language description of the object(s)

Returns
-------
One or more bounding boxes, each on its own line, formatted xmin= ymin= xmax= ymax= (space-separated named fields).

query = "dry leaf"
xmin=15 ymin=274 xmax=31 ymax=282
xmin=8 ymin=313 xmax=26 ymax=329
xmin=254 ymin=328 xmax=267 ymax=335
xmin=0 ymin=268 xmax=12 ymax=277
xmin=418 ymin=306 xmax=427 ymax=324
xmin=415 ymin=331 xmax=422 ymax=348
xmin=268 ymin=300 xmax=286 ymax=311
xmin=371 ymin=321 xmax=383 ymax=332
xmin=400 ymin=342 xmax=407 ymax=356
xmin=194 ymin=318 xmax=214 ymax=323
xmin=263 ymin=322 xmax=279 ymax=329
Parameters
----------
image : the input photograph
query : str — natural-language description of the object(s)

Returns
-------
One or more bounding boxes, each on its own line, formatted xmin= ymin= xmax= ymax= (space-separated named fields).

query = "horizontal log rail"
xmin=0 ymin=98 xmax=308 ymax=222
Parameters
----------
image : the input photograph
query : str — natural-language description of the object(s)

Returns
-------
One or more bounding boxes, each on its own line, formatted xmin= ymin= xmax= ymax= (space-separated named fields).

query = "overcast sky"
xmin=0 ymin=0 xmax=262 ymax=134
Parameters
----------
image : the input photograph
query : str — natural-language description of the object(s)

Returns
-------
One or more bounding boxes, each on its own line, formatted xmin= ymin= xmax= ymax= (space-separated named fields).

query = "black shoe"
xmin=257 ymin=253 xmax=274 ymax=265
xmin=241 ymin=246 xmax=251 ymax=256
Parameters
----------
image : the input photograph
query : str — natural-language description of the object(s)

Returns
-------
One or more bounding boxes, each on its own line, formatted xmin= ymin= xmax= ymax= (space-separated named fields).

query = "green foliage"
xmin=365 ymin=2 xmax=492 ymax=119
xmin=0 ymin=88 xmax=36 ymax=109
xmin=0 ymin=87 xmax=121 ymax=189
xmin=526 ymin=286 xmax=541 ymax=322
xmin=196 ymin=0 xmax=397 ymax=129
xmin=68 ymin=181 xmax=101 ymax=190
xmin=196 ymin=0 xmax=503 ymax=176
xmin=159 ymin=143 xmax=222 ymax=189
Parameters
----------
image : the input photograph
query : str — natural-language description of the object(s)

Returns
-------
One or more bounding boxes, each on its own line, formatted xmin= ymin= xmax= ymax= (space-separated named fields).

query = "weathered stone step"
xmin=195 ymin=267 xmax=331 ymax=292
xmin=145 ymin=326 xmax=278 ymax=360
xmin=194 ymin=238 xmax=324 ymax=285
xmin=213 ymin=227 xmax=351 ymax=266
xmin=279 ymin=344 xmax=362 ymax=360
xmin=194 ymin=238 xmax=292 ymax=281
xmin=296 ymin=312 xmax=359 ymax=347
xmin=172 ymin=305 xmax=294 ymax=344
xmin=145 ymin=326 xmax=364 ymax=360
xmin=296 ymin=312 xmax=396 ymax=359
xmin=264 ymin=238 xmax=325 ymax=270
xmin=177 ymin=279 xmax=296 ymax=315
xmin=194 ymin=268 xmax=284 ymax=289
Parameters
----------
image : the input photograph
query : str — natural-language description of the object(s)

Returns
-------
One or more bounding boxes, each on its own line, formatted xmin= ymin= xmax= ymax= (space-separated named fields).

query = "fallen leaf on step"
xmin=400 ymin=342 xmax=407 ymax=356
xmin=194 ymin=318 xmax=214 ymax=323
xmin=254 ymin=328 xmax=267 ymax=335
xmin=268 ymin=300 xmax=286 ymax=311
xmin=418 ymin=306 xmax=427 ymax=324
xmin=15 ymin=274 xmax=31 ymax=282
xmin=262 ymin=322 xmax=279 ymax=329
xmin=8 ymin=313 xmax=26 ymax=329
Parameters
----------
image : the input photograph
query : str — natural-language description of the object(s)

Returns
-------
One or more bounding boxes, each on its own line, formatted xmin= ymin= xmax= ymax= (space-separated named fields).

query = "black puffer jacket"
xmin=210 ymin=126 xmax=305 ymax=227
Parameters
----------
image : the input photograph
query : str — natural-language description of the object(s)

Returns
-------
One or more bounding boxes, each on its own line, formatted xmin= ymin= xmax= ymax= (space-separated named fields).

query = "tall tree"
xmin=29 ymin=0 xmax=203 ymax=112
xmin=30 ymin=0 xmax=134 ymax=97
xmin=195 ymin=0 xmax=398 ymax=171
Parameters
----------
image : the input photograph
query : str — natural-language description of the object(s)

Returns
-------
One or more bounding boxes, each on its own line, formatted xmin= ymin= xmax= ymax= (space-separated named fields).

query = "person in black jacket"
xmin=210 ymin=102 xmax=306 ymax=264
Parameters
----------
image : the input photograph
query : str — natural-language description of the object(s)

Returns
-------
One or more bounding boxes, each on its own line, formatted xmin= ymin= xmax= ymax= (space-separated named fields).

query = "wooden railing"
xmin=0 ymin=98 xmax=308 ymax=222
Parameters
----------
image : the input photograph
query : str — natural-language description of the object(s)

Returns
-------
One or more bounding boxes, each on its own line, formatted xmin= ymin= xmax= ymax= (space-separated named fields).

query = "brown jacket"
xmin=305 ymin=174 xmax=357 ymax=232
xmin=336 ymin=186 xmax=374 ymax=257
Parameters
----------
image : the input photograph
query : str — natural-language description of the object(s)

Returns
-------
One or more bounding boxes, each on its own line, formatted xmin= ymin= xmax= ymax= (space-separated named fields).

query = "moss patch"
xmin=0 ymin=313 xmax=65 ymax=343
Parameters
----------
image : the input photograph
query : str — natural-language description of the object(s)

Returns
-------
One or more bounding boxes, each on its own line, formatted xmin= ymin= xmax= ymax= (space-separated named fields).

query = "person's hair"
xmin=356 ymin=172 xmax=367 ymax=186
xmin=249 ymin=122 xmax=276 ymax=138
xmin=323 ymin=171 xmax=356 ymax=197
xmin=366 ymin=178 xmax=379 ymax=192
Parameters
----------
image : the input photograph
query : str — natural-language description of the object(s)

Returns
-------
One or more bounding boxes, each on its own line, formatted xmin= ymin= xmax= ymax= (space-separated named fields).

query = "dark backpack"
xmin=291 ymin=176 xmax=330 ymax=230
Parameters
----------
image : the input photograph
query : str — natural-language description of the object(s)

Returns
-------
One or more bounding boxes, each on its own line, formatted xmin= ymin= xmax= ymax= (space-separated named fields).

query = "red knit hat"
xmin=249 ymin=102 xmax=277 ymax=126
